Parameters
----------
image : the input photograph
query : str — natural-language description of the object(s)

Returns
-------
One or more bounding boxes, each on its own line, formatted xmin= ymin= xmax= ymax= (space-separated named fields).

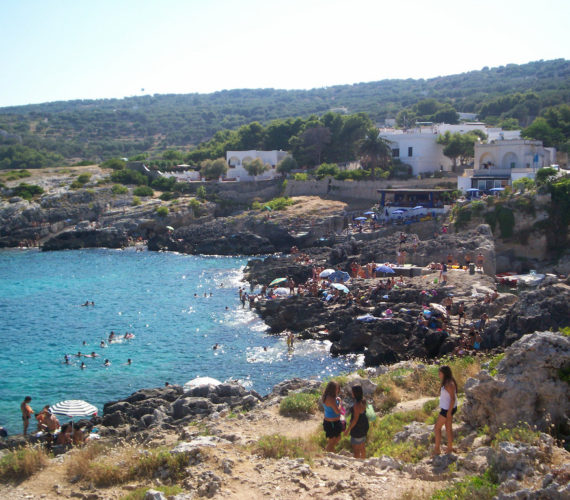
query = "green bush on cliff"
xmin=2 ymin=169 xmax=31 ymax=181
xmin=292 ymin=173 xmax=308 ymax=181
xmin=156 ymin=206 xmax=169 ymax=217
xmin=111 ymin=184 xmax=128 ymax=195
xmin=131 ymin=196 xmax=141 ymax=206
xmin=485 ymin=205 xmax=515 ymax=238
xmin=12 ymin=182 xmax=44 ymax=200
xmin=279 ymin=392 xmax=320 ymax=416
xmin=133 ymin=185 xmax=154 ymax=197
xmin=252 ymin=196 xmax=295 ymax=211
xmin=196 ymin=185 xmax=207 ymax=200
xmin=100 ymin=158 xmax=126 ymax=170
xmin=111 ymin=168 xmax=148 ymax=186
xmin=430 ymin=470 xmax=498 ymax=500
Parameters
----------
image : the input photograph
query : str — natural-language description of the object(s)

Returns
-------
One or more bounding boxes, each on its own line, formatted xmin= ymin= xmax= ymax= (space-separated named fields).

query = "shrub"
xmin=430 ymin=471 xmax=497 ymax=500
xmin=279 ymin=392 xmax=319 ymax=416
xmin=453 ymin=206 xmax=472 ymax=229
xmin=77 ymin=173 xmax=91 ymax=184
xmin=100 ymin=158 xmax=126 ymax=170
xmin=111 ymin=184 xmax=128 ymax=195
xmin=292 ymin=173 xmax=308 ymax=181
xmin=252 ymin=196 xmax=295 ymax=211
xmin=156 ymin=206 xmax=169 ymax=217
xmin=110 ymin=168 xmax=148 ymax=186
xmin=491 ymin=425 xmax=541 ymax=447
xmin=132 ymin=196 xmax=141 ymax=206
xmin=254 ymin=435 xmax=317 ymax=462
xmin=12 ymin=182 xmax=44 ymax=200
xmin=315 ymin=163 xmax=340 ymax=179
xmin=487 ymin=353 xmax=505 ymax=376
xmin=277 ymin=156 xmax=298 ymax=174
xmin=196 ymin=185 xmax=207 ymax=200
xmin=133 ymin=185 xmax=154 ymax=197
xmin=334 ymin=169 xmax=370 ymax=181
xmin=535 ymin=167 xmax=558 ymax=186
xmin=470 ymin=200 xmax=485 ymax=216
xmin=159 ymin=192 xmax=177 ymax=201
xmin=2 ymin=169 xmax=31 ymax=181
xmin=188 ymin=198 xmax=201 ymax=214
xmin=132 ymin=449 xmax=188 ymax=481
xmin=512 ymin=177 xmax=535 ymax=193
xmin=150 ymin=176 xmax=177 ymax=191
xmin=0 ymin=447 xmax=49 ymax=482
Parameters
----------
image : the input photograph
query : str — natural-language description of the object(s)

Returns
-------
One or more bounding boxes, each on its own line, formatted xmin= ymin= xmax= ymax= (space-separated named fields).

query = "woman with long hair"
xmin=433 ymin=365 xmax=458 ymax=455
xmin=344 ymin=385 xmax=369 ymax=458
xmin=322 ymin=381 xmax=343 ymax=452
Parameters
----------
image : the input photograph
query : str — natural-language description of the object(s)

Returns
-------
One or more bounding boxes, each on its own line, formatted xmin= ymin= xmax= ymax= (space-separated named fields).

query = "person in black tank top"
xmin=345 ymin=385 xmax=369 ymax=459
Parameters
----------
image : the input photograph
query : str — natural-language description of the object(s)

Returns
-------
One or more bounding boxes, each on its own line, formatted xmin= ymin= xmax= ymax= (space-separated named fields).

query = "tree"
xmin=437 ymin=131 xmax=483 ymax=170
xmin=244 ymin=158 xmax=269 ymax=180
xmin=522 ymin=117 xmax=564 ymax=147
xmin=289 ymin=126 xmax=331 ymax=166
xmin=358 ymin=128 xmax=392 ymax=179
xmin=535 ymin=167 xmax=558 ymax=185
xmin=100 ymin=158 xmax=126 ymax=170
xmin=162 ymin=150 xmax=184 ymax=161
xmin=200 ymin=157 xmax=228 ymax=179
xmin=315 ymin=163 xmax=340 ymax=179
xmin=499 ymin=118 xmax=520 ymax=130
xmin=276 ymin=156 xmax=298 ymax=175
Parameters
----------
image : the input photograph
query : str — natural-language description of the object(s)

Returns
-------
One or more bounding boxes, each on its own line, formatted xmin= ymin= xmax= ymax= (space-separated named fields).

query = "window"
xmin=392 ymin=148 xmax=400 ymax=158
xmin=510 ymin=162 xmax=515 ymax=169
xmin=408 ymin=147 xmax=413 ymax=157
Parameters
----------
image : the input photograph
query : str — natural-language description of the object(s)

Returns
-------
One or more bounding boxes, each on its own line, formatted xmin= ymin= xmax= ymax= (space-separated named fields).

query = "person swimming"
xmin=64 ymin=354 xmax=70 ymax=364
xmin=80 ymin=362 xmax=86 ymax=369
xmin=86 ymin=351 xmax=98 ymax=358
xmin=75 ymin=351 xmax=83 ymax=357
xmin=104 ymin=359 xmax=111 ymax=367
xmin=82 ymin=301 xmax=89 ymax=307
xmin=213 ymin=343 xmax=220 ymax=350
xmin=127 ymin=359 xmax=132 ymax=365
xmin=108 ymin=331 xmax=116 ymax=342
xmin=82 ymin=341 xmax=87 ymax=346
xmin=100 ymin=341 xmax=106 ymax=348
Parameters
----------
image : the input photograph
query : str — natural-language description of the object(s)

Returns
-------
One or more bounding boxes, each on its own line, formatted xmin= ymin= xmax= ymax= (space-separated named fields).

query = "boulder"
xmin=144 ymin=490 xmax=167 ymax=500
xmin=462 ymin=331 xmax=570 ymax=434
xmin=393 ymin=422 xmax=432 ymax=447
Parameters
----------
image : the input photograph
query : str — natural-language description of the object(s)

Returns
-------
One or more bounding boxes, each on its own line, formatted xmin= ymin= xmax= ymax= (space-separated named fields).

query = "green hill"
xmin=0 ymin=59 xmax=568 ymax=167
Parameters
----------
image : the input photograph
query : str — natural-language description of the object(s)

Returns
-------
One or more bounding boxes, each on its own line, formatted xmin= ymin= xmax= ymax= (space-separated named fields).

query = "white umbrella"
xmin=184 ymin=377 xmax=221 ymax=391
xmin=273 ymin=287 xmax=290 ymax=296
xmin=49 ymin=400 xmax=98 ymax=418
xmin=319 ymin=269 xmax=335 ymax=278
xmin=430 ymin=303 xmax=448 ymax=316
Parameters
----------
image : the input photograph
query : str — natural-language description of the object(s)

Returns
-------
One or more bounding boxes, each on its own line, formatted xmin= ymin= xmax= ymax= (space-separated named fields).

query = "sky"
xmin=0 ymin=0 xmax=568 ymax=107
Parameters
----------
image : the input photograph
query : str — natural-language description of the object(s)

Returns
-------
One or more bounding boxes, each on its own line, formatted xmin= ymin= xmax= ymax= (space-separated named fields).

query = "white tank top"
xmin=440 ymin=385 xmax=457 ymax=410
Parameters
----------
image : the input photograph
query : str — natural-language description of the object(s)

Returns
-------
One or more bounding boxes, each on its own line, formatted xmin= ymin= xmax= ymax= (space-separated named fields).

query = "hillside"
xmin=0 ymin=59 xmax=568 ymax=165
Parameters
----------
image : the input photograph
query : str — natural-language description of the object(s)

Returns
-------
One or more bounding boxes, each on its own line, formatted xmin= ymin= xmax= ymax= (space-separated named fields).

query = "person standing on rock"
xmin=433 ymin=366 xmax=457 ymax=456
xmin=322 ymin=381 xmax=343 ymax=453
xmin=345 ymin=385 xmax=369 ymax=459
xmin=20 ymin=396 xmax=34 ymax=436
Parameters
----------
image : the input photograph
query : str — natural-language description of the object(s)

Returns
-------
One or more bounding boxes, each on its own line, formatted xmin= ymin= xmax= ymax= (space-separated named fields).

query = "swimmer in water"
xmin=82 ymin=341 xmax=87 ymax=346
xmin=108 ymin=331 xmax=115 ymax=342
xmin=64 ymin=354 xmax=70 ymax=364
xmin=213 ymin=343 xmax=220 ymax=350
xmin=100 ymin=341 xmax=106 ymax=348
xmin=225 ymin=306 xmax=229 ymax=310
xmin=104 ymin=359 xmax=111 ymax=367
xmin=89 ymin=352 xmax=98 ymax=358
xmin=126 ymin=358 xmax=132 ymax=365
xmin=263 ymin=346 xmax=268 ymax=352
xmin=82 ymin=301 xmax=89 ymax=307
xmin=194 ymin=293 xmax=198 ymax=297
xmin=91 ymin=301 xmax=95 ymax=306
xmin=80 ymin=362 xmax=86 ymax=370
xmin=76 ymin=351 xmax=83 ymax=357
xmin=204 ymin=292 xmax=207 ymax=297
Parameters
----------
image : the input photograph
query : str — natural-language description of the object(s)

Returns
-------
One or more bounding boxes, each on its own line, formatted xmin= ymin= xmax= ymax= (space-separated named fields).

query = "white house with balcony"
xmin=457 ymin=139 xmax=556 ymax=193
xmin=379 ymin=124 xmax=521 ymax=176
xmin=226 ymin=150 xmax=288 ymax=181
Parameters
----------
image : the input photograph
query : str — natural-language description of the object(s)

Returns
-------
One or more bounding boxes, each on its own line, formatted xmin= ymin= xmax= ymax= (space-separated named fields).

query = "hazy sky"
xmin=1 ymin=0 xmax=568 ymax=107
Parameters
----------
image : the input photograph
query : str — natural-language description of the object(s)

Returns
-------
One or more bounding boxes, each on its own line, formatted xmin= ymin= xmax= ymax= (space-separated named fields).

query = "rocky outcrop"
xmin=101 ymin=382 xmax=262 ymax=432
xmin=42 ymin=228 xmax=129 ymax=251
xmin=462 ymin=331 xmax=570 ymax=434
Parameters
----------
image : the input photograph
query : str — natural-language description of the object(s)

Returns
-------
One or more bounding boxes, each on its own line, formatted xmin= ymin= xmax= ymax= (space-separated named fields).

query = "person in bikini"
xmin=322 ymin=381 xmax=343 ymax=453
xmin=21 ymin=396 xmax=34 ymax=436
xmin=433 ymin=366 xmax=458 ymax=455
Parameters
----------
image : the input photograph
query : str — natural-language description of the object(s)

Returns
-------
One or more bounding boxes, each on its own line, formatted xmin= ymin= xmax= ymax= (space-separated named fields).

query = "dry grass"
xmin=0 ymin=446 xmax=49 ymax=483
xmin=253 ymin=434 xmax=319 ymax=462
xmin=66 ymin=443 xmax=188 ymax=487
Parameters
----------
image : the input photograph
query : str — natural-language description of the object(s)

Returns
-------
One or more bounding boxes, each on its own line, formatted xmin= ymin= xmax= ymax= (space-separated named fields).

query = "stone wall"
xmin=284 ymin=177 xmax=454 ymax=202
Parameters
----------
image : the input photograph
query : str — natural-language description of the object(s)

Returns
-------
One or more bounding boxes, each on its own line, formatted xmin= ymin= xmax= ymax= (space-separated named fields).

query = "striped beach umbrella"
xmin=49 ymin=400 xmax=98 ymax=418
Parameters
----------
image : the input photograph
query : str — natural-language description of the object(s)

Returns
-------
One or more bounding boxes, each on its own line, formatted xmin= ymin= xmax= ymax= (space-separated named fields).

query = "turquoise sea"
xmin=0 ymin=249 xmax=358 ymax=434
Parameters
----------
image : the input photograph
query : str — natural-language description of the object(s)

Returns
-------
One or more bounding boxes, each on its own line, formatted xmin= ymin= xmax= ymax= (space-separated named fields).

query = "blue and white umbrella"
xmin=330 ymin=283 xmax=349 ymax=294
xmin=466 ymin=188 xmax=479 ymax=192
xmin=363 ymin=211 xmax=375 ymax=216
xmin=328 ymin=270 xmax=350 ymax=283
xmin=49 ymin=400 xmax=98 ymax=418
xmin=489 ymin=187 xmax=505 ymax=192
xmin=319 ymin=268 xmax=335 ymax=278
xmin=392 ymin=209 xmax=405 ymax=214
xmin=412 ymin=206 xmax=423 ymax=210
xmin=354 ymin=217 xmax=367 ymax=221
xmin=375 ymin=265 xmax=395 ymax=274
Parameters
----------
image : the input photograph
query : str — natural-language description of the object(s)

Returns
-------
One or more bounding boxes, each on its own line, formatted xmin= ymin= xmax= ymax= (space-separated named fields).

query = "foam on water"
xmin=0 ymin=249 xmax=357 ymax=433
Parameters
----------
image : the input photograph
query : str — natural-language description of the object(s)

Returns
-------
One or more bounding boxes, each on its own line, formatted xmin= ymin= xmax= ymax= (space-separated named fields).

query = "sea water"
xmin=0 ymin=249 xmax=359 ymax=433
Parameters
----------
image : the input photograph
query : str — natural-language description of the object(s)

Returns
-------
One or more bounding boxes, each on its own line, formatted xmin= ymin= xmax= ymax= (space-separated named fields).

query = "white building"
xmin=226 ymin=150 xmax=288 ymax=181
xmin=379 ymin=124 xmax=521 ymax=176
xmin=458 ymin=139 xmax=556 ymax=192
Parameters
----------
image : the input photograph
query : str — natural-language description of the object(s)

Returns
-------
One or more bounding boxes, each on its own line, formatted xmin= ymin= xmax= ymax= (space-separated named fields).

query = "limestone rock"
xmin=462 ymin=331 xmax=570 ymax=433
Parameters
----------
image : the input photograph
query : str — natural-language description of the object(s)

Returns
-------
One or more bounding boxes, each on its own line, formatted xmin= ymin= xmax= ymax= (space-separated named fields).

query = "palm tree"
xmin=358 ymin=128 xmax=393 ymax=180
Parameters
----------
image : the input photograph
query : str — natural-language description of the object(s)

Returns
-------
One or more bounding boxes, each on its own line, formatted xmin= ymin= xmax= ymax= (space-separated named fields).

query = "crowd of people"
xmin=19 ymin=396 xmax=94 ymax=449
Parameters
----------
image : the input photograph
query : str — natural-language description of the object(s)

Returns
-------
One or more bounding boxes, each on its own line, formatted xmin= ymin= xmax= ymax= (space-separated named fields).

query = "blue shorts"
xmin=351 ymin=436 xmax=366 ymax=445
